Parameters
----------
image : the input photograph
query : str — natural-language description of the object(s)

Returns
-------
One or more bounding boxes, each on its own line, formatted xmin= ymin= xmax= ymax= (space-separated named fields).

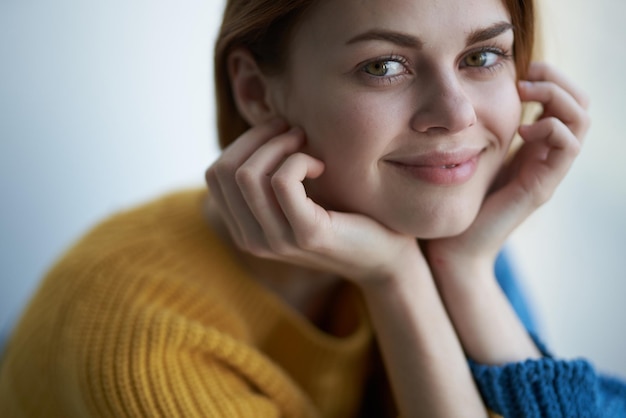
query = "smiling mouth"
xmin=386 ymin=149 xmax=484 ymax=185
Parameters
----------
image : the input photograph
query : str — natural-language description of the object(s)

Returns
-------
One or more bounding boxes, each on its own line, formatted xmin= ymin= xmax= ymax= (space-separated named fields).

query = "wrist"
xmin=426 ymin=248 xmax=495 ymax=287
xmin=356 ymin=242 xmax=431 ymax=294
xmin=346 ymin=234 xmax=425 ymax=284
xmin=428 ymin=252 xmax=542 ymax=365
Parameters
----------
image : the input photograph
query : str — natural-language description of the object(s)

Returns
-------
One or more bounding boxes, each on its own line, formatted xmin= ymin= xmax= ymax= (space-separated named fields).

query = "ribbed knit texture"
xmin=478 ymin=253 xmax=626 ymax=417
xmin=470 ymin=333 xmax=626 ymax=417
xmin=2 ymin=189 xmax=624 ymax=417
xmin=0 ymin=190 xmax=377 ymax=417
xmin=471 ymin=356 xmax=598 ymax=417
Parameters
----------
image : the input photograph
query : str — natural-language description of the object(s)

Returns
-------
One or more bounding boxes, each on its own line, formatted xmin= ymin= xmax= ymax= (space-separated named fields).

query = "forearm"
xmin=359 ymin=256 xmax=488 ymax=418
xmin=431 ymin=259 xmax=541 ymax=365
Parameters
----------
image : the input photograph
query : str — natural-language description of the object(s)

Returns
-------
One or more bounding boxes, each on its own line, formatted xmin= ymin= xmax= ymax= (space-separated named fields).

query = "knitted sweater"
xmin=1 ymin=189 xmax=625 ymax=417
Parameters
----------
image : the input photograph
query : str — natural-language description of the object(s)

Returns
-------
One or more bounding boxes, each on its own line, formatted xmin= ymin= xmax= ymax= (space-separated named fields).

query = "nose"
xmin=410 ymin=72 xmax=476 ymax=134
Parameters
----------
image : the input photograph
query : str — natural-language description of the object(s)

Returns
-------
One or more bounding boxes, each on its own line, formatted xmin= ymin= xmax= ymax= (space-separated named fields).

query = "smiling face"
xmin=267 ymin=0 xmax=522 ymax=238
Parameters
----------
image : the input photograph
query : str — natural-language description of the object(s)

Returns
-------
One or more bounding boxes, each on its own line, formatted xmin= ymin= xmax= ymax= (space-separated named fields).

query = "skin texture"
xmin=267 ymin=0 xmax=522 ymax=239
xmin=206 ymin=0 xmax=590 ymax=415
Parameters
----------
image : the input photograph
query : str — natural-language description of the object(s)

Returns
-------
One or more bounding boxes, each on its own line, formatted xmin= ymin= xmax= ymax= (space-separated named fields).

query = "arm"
xmin=469 ymin=346 xmax=626 ymax=417
xmin=358 ymin=251 xmax=487 ymax=417
xmin=426 ymin=62 xmax=589 ymax=365
xmin=423 ymin=62 xmax=626 ymax=417
xmin=206 ymin=119 xmax=489 ymax=417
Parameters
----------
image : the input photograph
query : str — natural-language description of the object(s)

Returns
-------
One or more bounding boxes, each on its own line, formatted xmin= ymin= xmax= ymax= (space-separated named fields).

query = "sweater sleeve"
xmin=69 ymin=303 xmax=320 ymax=418
xmin=479 ymin=252 xmax=626 ymax=417
xmin=469 ymin=336 xmax=626 ymax=418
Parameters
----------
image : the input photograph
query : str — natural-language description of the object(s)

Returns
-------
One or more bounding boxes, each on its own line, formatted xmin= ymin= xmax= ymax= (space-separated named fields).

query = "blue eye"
xmin=362 ymin=59 xmax=406 ymax=77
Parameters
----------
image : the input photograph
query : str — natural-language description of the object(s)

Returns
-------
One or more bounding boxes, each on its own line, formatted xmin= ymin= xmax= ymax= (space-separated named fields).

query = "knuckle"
xmin=213 ymin=159 xmax=238 ymax=179
xmin=580 ymin=113 xmax=592 ymax=132
xmin=234 ymin=166 xmax=257 ymax=188
xmin=270 ymin=152 xmax=308 ymax=191
xmin=569 ymin=138 xmax=582 ymax=156
xmin=268 ymin=239 xmax=295 ymax=257
xmin=294 ymin=228 xmax=326 ymax=253
xmin=545 ymin=81 xmax=561 ymax=97
xmin=578 ymin=92 xmax=591 ymax=110
xmin=533 ymin=189 xmax=554 ymax=207
xmin=543 ymin=117 xmax=560 ymax=136
xmin=522 ymin=180 xmax=554 ymax=208
xmin=270 ymin=171 xmax=290 ymax=193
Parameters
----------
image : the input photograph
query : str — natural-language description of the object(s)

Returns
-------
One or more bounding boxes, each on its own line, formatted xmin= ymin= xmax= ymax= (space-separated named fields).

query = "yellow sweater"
xmin=1 ymin=189 xmax=502 ymax=417
xmin=0 ymin=190 xmax=384 ymax=418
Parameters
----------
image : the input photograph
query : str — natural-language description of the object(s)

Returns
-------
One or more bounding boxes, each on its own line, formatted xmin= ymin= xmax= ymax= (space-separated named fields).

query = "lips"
xmin=385 ymin=148 xmax=483 ymax=185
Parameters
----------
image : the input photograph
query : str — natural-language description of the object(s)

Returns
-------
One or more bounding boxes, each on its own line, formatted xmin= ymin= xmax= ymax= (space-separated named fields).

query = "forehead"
xmin=294 ymin=0 xmax=511 ymax=47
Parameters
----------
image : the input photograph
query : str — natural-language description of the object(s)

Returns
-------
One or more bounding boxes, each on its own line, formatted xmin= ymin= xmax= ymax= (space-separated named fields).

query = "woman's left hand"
xmin=423 ymin=62 xmax=590 ymax=364
xmin=426 ymin=61 xmax=590 ymax=272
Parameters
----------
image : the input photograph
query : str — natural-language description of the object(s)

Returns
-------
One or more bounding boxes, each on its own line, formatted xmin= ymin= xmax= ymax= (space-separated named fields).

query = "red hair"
xmin=214 ymin=0 xmax=536 ymax=149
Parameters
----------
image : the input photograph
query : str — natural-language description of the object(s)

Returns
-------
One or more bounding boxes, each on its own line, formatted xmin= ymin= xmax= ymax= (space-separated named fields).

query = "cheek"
xmin=282 ymin=82 xmax=410 ymax=210
xmin=292 ymin=89 xmax=401 ymax=163
xmin=481 ymin=80 xmax=522 ymax=147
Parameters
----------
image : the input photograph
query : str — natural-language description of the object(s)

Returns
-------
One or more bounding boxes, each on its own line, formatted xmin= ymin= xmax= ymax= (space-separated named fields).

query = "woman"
xmin=1 ymin=0 xmax=625 ymax=416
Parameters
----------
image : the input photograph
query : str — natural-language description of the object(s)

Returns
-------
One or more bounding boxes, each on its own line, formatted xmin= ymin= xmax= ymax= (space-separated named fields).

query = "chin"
xmin=382 ymin=202 xmax=481 ymax=240
xmin=409 ymin=219 xmax=474 ymax=240
xmin=419 ymin=219 xmax=474 ymax=239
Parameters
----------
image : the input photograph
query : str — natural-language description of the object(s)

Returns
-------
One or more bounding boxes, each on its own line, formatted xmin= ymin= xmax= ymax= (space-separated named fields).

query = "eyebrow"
xmin=466 ymin=22 xmax=514 ymax=45
xmin=345 ymin=21 xmax=514 ymax=49
xmin=346 ymin=30 xmax=423 ymax=48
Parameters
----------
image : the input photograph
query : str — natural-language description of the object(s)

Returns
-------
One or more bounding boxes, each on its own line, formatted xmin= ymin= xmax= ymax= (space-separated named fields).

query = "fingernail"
xmin=518 ymin=80 xmax=532 ymax=89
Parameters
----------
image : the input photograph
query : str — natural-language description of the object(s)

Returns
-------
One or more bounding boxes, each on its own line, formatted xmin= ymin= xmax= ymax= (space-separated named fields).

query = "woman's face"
xmin=268 ymin=0 xmax=521 ymax=238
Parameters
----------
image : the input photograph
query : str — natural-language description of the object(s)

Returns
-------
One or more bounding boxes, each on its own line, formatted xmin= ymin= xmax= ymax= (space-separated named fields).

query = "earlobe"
xmin=228 ymin=48 xmax=278 ymax=126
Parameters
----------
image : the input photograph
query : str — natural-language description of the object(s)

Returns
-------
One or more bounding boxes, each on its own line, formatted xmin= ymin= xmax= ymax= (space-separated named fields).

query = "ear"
xmin=228 ymin=48 xmax=279 ymax=126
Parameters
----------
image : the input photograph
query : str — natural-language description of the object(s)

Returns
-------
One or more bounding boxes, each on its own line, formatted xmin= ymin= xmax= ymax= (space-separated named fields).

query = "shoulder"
xmin=13 ymin=187 xmax=259 ymax=358
xmin=1 ymin=189 xmax=320 ymax=417
xmin=71 ymin=188 xmax=210 ymax=258
xmin=40 ymin=187 xmax=249 ymax=322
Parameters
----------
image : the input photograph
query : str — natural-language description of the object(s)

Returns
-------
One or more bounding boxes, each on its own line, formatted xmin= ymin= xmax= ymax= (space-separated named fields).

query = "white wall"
xmin=0 ymin=0 xmax=224 ymax=331
xmin=510 ymin=0 xmax=626 ymax=377
xmin=2 ymin=0 xmax=625 ymax=378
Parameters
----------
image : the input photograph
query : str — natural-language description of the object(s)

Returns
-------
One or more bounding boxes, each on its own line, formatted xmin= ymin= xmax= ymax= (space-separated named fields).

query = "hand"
xmin=426 ymin=62 xmax=590 ymax=272
xmin=205 ymin=118 xmax=423 ymax=284
xmin=420 ymin=62 xmax=589 ymax=365
xmin=207 ymin=119 xmax=490 ymax=415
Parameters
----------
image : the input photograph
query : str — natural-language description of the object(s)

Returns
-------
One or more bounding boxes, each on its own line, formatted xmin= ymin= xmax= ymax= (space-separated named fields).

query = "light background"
xmin=1 ymin=0 xmax=625 ymax=377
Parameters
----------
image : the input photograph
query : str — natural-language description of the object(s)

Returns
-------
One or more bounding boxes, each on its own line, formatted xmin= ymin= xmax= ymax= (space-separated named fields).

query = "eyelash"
xmin=357 ymin=45 xmax=513 ymax=85
xmin=358 ymin=54 xmax=411 ymax=85
xmin=461 ymin=46 xmax=513 ymax=74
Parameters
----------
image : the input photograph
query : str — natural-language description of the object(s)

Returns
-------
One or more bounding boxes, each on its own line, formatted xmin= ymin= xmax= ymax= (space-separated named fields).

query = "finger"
xmin=218 ymin=117 xmax=290 ymax=166
xmin=271 ymin=152 xmax=327 ymax=251
xmin=526 ymin=62 xmax=590 ymax=110
xmin=467 ymin=119 xmax=580 ymax=248
xmin=205 ymin=167 xmax=249 ymax=248
xmin=518 ymin=118 xmax=580 ymax=195
xmin=235 ymin=127 xmax=305 ymax=246
xmin=205 ymin=118 xmax=289 ymax=254
xmin=518 ymin=80 xmax=590 ymax=140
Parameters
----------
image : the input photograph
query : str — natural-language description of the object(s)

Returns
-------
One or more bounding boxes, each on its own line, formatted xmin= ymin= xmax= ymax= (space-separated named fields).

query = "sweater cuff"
xmin=469 ymin=334 xmax=599 ymax=417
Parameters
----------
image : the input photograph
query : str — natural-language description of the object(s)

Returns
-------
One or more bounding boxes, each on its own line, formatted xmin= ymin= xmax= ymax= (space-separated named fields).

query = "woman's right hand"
xmin=205 ymin=118 xmax=424 ymax=284
xmin=207 ymin=118 xmax=490 ymax=417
